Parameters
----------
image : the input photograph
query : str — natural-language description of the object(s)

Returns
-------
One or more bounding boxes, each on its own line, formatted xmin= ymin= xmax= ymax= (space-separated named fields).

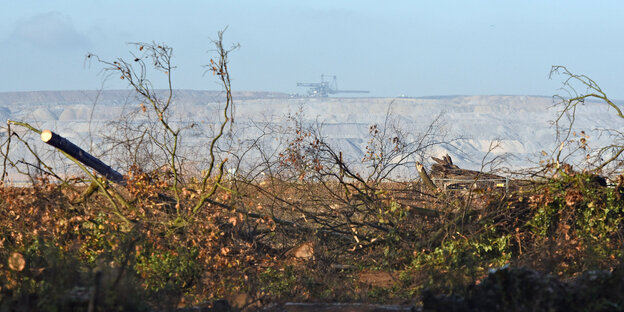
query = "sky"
xmin=1 ymin=1 xmax=623 ymax=98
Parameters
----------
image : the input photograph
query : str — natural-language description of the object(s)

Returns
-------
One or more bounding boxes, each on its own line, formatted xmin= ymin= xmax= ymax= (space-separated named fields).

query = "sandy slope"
xmin=2 ymin=90 xmax=623 ymax=176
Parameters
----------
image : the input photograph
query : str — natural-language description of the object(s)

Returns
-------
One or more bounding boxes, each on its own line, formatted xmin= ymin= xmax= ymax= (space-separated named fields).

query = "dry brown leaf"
xmin=8 ymin=252 xmax=25 ymax=272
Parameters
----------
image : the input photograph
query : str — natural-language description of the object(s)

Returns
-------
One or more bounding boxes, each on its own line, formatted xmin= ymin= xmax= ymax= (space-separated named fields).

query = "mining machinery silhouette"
xmin=297 ymin=75 xmax=369 ymax=97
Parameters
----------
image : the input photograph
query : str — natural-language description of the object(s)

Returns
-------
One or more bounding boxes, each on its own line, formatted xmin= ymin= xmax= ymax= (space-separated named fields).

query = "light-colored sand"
xmin=2 ymin=90 xmax=623 ymax=176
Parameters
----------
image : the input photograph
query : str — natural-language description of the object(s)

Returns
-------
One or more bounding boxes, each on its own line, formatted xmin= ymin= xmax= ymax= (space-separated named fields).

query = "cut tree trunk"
xmin=416 ymin=161 xmax=438 ymax=191
xmin=41 ymin=130 xmax=125 ymax=184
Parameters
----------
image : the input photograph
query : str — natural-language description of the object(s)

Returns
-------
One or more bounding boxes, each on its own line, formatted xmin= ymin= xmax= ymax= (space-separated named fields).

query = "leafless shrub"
xmin=548 ymin=65 xmax=624 ymax=177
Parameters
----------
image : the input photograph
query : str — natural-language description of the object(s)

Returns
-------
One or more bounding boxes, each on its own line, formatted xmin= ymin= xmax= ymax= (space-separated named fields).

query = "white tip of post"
xmin=41 ymin=130 xmax=53 ymax=143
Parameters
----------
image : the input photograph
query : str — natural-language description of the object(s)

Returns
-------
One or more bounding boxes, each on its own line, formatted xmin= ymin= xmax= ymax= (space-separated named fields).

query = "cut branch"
xmin=416 ymin=162 xmax=438 ymax=191
xmin=41 ymin=130 xmax=125 ymax=184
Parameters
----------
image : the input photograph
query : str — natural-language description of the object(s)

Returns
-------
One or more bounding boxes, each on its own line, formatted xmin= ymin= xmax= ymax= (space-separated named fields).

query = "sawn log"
xmin=41 ymin=130 xmax=125 ymax=184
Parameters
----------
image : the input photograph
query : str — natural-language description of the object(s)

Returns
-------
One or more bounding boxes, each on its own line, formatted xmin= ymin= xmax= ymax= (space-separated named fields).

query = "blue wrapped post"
xmin=40 ymin=129 xmax=125 ymax=184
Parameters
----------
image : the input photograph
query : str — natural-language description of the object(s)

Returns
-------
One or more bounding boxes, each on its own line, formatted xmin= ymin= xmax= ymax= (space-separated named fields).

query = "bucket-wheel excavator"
xmin=297 ymin=75 xmax=369 ymax=97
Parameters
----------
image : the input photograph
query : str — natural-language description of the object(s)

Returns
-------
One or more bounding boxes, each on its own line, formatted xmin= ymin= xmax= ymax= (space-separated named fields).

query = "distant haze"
xmin=3 ymin=90 xmax=624 ymax=178
xmin=1 ymin=2 xmax=624 ymax=98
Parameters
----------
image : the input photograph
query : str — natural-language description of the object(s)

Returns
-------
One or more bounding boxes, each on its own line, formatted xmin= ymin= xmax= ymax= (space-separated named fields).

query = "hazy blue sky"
xmin=1 ymin=1 xmax=623 ymax=98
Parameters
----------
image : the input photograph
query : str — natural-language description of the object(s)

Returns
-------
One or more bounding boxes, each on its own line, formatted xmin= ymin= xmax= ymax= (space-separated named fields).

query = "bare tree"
xmin=549 ymin=65 xmax=624 ymax=176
